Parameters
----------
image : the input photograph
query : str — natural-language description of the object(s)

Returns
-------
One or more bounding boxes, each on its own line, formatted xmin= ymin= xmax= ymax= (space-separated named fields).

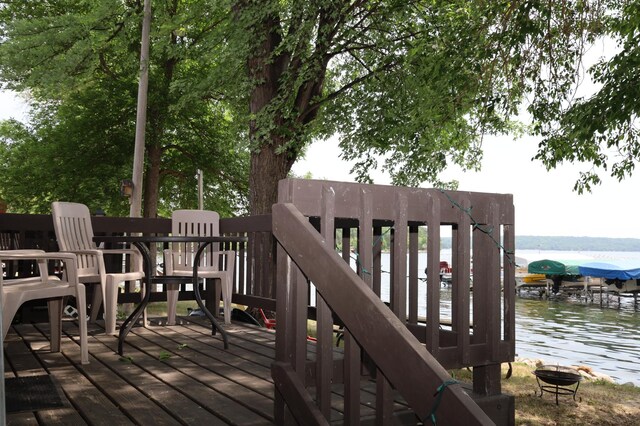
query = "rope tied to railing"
xmin=426 ymin=379 xmax=459 ymax=425
xmin=347 ymin=226 xmax=394 ymax=276
xmin=437 ymin=188 xmax=516 ymax=266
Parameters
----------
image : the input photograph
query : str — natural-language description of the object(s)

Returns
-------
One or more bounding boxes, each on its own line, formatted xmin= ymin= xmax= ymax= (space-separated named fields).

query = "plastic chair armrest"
xmin=0 ymin=251 xmax=79 ymax=285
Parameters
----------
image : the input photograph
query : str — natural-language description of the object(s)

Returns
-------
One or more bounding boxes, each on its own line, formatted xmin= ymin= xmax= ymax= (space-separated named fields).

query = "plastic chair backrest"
xmin=51 ymin=202 xmax=100 ymax=276
xmin=171 ymin=209 xmax=220 ymax=271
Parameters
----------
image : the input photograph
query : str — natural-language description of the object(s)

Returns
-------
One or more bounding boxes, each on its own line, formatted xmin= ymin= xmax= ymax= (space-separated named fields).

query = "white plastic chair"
xmin=163 ymin=210 xmax=235 ymax=325
xmin=0 ymin=250 xmax=89 ymax=364
xmin=51 ymin=202 xmax=144 ymax=335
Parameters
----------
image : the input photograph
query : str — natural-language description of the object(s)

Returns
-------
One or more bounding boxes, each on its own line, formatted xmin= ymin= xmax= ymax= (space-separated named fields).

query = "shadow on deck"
xmin=4 ymin=316 xmax=420 ymax=425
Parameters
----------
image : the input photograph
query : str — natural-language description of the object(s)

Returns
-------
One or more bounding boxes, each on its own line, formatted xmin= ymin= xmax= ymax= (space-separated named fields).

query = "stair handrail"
xmin=272 ymin=202 xmax=493 ymax=425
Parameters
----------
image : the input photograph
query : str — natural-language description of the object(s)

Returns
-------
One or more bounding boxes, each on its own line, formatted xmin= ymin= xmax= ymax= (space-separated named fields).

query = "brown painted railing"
xmin=1 ymin=178 xmax=515 ymax=424
xmin=0 ymin=213 xmax=274 ymax=312
xmin=273 ymin=178 xmax=515 ymax=424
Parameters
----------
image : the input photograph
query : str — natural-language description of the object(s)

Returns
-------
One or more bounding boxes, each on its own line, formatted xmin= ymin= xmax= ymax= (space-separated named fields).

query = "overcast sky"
xmin=0 ymin=91 xmax=30 ymax=124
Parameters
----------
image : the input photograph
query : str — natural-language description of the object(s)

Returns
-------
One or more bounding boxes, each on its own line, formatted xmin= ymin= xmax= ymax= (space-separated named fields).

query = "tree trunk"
xmin=249 ymin=141 xmax=295 ymax=215
xmin=241 ymin=4 xmax=334 ymax=297
xmin=246 ymin=9 xmax=292 ymax=215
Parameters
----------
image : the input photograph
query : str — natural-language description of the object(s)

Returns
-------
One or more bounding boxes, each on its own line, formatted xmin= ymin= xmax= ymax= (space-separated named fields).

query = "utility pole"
xmin=197 ymin=169 xmax=203 ymax=209
xmin=130 ymin=0 xmax=152 ymax=218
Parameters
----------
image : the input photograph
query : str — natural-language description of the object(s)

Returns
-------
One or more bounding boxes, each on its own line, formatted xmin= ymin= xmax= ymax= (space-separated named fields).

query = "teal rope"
xmin=347 ymin=226 xmax=394 ymax=276
xmin=437 ymin=189 xmax=516 ymax=266
xmin=427 ymin=379 xmax=459 ymax=425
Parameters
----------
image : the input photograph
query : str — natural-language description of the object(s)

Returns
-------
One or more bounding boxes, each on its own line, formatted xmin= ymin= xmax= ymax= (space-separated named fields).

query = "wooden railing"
xmin=0 ymin=213 xmax=274 ymax=312
xmin=273 ymin=178 xmax=515 ymax=424
xmin=1 ymin=178 xmax=516 ymax=424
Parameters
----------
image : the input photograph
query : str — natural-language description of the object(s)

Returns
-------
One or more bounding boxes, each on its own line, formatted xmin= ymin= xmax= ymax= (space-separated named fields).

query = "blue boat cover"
xmin=578 ymin=260 xmax=640 ymax=280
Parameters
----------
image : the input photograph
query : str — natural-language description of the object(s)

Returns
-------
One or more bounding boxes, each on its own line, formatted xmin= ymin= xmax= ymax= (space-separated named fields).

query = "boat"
xmin=527 ymin=258 xmax=583 ymax=276
xmin=514 ymin=256 xmax=546 ymax=285
xmin=578 ymin=260 xmax=640 ymax=294
xmin=577 ymin=260 xmax=640 ymax=280
xmin=520 ymin=258 xmax=590 ymax=293
xmin=521 ymin=273 xmax=546 ymax=283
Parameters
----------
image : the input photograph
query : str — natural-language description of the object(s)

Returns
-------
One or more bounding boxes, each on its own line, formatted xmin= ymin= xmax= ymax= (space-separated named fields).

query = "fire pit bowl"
xmin=533 ymin=365 xmax=582 ymax=404
xmin=534 ymin=365 xmax=583 ymax=386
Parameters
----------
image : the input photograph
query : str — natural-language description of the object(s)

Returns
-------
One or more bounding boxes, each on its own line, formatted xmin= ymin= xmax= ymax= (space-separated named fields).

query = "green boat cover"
xmin=527 ymin=259 xmax=583 ymax=275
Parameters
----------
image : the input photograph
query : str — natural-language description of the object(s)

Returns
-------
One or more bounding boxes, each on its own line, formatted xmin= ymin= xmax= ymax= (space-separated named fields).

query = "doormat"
xmin=5 ymin=375 xmax=65 ymax=413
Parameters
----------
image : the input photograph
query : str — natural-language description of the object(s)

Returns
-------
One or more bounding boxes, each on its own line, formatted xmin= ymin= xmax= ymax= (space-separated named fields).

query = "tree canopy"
xmin=0 ymin=0 xmax=248 ymax=217
xmin=0 ymin=0 xmax=636 ymax=217
xmin=236 ymin=0 xmax=617 ymax=213
xmin=533 ymin=1 xmax=640 ymax=193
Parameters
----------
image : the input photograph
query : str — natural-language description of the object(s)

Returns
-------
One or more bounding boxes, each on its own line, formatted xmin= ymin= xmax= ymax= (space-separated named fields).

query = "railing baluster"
xmin=408 ymin=224 xmax=419 ymax=325
xmin=391 ymin=192 xmax=408 ymax=322
xmin=503 ymin=222 xmax=516 ymax=354
xmin=316 ymin=185 xmax=335 ymax=418
xmin=454 ymin=197 xmax=472 ymax=366
xmin=341 ymin=223 xmax=361 ymax=424
xmin=426 ymin=192 xmax=441 ymax=355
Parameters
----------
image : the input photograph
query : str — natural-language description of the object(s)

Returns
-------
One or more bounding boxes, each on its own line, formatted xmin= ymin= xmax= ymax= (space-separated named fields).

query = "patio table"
xmin=93 ymin=235 xmax=247 ymax=355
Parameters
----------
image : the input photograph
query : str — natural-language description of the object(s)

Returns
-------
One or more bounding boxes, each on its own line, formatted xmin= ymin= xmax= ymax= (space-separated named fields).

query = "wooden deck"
xmin=4 ymin=316 xmax=414 ymax=425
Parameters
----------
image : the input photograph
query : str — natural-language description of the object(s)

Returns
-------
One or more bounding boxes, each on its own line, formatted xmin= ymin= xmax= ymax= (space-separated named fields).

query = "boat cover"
xmin=527 ymin=259 xmax=583 ymax=275
xmin=578 ymin=260 xmax=640 ymax=280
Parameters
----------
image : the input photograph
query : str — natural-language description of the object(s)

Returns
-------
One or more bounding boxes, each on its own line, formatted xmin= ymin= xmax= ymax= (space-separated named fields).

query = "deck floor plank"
xmin=164 ymin=321 xmax=356 ymax=421
xmin=75 ymin=323 xmax=270 ymax=425
xmin=174 ymin=319 xmax=408 ymax=423
xmin=172 ymin=319 xmax=394 ymax=422
xmin=4 ymin=317 xmax=416 ymax=425
xmin=35 ymin=407 xmax=89 ymax=425
xmin=83 ymin=327 xmax=227 ymax=425
xmin=7 ymin=412 xmax=39 ymax=425
xmin=4 ymin=330 xmax=64 ymax=425
xmin=149 ymin=322 xmax=275 ymax=379
xmin=4 ymin=331 xmax=48 ymax=377
xmin=121 ymin=326 xmax=274 ymax=425
xmin=175 ymin=320 xmax=278 ymax=368
xmin=9 ymin=324 xmax=128 ymax=426
xmin=132 ymin=325 xmax=275 ymax=399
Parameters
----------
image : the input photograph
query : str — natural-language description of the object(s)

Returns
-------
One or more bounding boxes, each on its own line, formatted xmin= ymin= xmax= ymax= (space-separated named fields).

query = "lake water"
xmin=513 ymin=249 xmax=640 ymax=386
xmin=373 ymin=249 xmax=640 ymax=386
xmin=514 ymin=294 xmax=640 ymax=385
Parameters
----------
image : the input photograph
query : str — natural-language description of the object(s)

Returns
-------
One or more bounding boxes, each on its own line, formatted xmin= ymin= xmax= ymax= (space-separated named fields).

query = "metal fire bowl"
xmin=534 ymin=365 xmax=583 ymax=386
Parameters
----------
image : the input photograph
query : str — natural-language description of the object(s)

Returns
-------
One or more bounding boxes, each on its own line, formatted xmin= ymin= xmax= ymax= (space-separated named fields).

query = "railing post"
xmin=272 ymin=202 xmax=494 ymax=425
xmin=426 ymin=192 xmax=441 ymax=354
xmin=453 ymin=196 xmax=472 ymax=366
xmin=316 ymin=185 xmax=335 ymax=418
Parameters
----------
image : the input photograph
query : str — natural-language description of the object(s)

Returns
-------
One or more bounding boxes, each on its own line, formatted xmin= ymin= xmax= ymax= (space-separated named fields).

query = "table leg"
xmin=194 ymin=242 xmax=229 ymax=349
xmin=117 ymin=241 xmax=153 ymax=355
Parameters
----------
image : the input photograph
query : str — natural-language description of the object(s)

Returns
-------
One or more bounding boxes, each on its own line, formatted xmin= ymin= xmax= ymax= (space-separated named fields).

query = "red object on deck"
xmin=259 ymin=308 xmax=318 ymax=342
xmin=259 ymin=308 xmax=276 ymax=329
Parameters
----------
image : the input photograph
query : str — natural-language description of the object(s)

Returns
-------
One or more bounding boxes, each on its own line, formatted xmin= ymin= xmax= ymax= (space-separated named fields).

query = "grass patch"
xmin=117 ymin=301 xmax=202 ymax=319
xmin=452 ymin=362 xmax=640 ymax=425
xmin=306 ymin=319 xmax=344 ymax=346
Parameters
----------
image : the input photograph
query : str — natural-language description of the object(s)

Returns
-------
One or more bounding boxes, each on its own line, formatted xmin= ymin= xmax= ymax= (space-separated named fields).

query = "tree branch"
xmin=298 ymin=59 xmax=398 ymax=124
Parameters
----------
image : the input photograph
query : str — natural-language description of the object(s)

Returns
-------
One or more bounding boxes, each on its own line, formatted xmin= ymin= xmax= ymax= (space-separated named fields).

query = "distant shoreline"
xmin=440 ymin=236 xmax=640 ymax=252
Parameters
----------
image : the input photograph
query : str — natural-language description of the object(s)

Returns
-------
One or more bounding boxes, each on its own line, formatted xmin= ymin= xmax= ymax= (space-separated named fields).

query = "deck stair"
xmin=272 ymin=179 xmax=516 ymax=425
